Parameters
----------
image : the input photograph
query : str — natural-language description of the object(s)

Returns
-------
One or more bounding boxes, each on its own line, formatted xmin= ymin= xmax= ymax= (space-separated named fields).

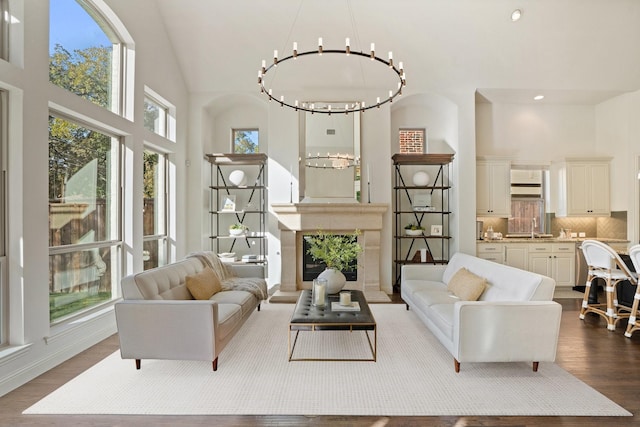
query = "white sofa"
xmin=401 ymin=252 xmax=562 ymax=372
xmin=115 ymin=252 xmax=267 ymax=371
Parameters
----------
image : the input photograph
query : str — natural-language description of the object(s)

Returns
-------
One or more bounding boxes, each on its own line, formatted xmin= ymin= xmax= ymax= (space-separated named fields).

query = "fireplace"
xmin=302 ymin=234 xmax=357 ymax=281
xmin=271 ymin=202 xmax=390 ymax=302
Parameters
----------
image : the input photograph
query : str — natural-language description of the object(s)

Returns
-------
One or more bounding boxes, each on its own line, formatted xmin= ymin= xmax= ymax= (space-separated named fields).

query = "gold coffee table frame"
xmin=288 ymin=290 xmax=377 ymax=362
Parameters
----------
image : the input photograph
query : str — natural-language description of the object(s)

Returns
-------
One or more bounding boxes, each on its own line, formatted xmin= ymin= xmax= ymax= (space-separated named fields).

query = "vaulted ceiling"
xmin=155 ymin=0 xmax=640 ymax=105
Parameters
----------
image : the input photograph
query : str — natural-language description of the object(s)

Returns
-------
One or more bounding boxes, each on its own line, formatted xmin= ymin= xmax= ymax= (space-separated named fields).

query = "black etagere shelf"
xmin=392 ymin=153 xmax=454 ymax=292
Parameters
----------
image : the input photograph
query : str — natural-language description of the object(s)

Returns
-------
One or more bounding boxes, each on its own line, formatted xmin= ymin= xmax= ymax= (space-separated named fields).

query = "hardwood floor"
xmin=1 ymin=296 xmax=639 ymax=426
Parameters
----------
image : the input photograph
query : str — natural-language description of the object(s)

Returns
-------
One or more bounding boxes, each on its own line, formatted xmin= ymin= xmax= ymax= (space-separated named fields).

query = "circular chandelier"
xmin=258 ymin=38 xmax=406 ymax=115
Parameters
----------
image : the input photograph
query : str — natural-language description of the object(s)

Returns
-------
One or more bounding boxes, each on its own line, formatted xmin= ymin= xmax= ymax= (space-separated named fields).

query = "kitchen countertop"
xmin=477 ymin=237 xmax=630 ymax=244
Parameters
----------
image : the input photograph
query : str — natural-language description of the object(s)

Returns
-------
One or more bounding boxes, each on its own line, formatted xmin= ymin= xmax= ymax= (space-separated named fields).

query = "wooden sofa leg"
xmin=532 ymin=361 xmax=539 ymax=372
xmin=135 ymin=359 xmax=141 ymax=370
xmin=454 ymin=358 xmax=460 ymax=373
xmin=257 ymin=303 xmax=261 ymax=311
xmin=212 ymin=357 xmax=218 ymax=371
xmin=405 ymin=303 xmax=410 ymax=311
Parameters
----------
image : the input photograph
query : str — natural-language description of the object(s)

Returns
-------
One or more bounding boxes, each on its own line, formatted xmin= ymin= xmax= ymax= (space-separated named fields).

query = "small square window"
xmin=233 ymin=129 xmax=259 ymax=153
xmin=399 ymin=128 xmax=426 ymax=154
xmin=144 ymin=97 xmax=168 ymax=137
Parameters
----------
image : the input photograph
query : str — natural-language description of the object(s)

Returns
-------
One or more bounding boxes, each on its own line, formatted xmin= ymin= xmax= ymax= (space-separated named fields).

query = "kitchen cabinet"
xmin=505 ymin=243 xmax=528 ymax=270
xmin=528 ymin=242 xmax=575 ymax=287
xmin=476 ymin=159 xmax=511 ymax=217
xmin=551 ymin=158 xmax=611 ymax=217
xmin=477 ymin=243 xmax=504 ymax=264
xmin=476 ymin=242 xmax=528 ymax=269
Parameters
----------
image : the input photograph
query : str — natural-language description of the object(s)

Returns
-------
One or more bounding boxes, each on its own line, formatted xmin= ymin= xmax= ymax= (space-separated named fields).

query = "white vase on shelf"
xmin=412 ymin=171 xmax=430 ymax=186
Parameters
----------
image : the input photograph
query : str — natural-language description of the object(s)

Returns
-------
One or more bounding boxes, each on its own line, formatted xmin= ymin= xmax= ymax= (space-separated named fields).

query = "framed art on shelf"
xmin=431 ymin=224 xmax=443 ymax=236
xmin=221 ymin=194 xmax=236 ymax=212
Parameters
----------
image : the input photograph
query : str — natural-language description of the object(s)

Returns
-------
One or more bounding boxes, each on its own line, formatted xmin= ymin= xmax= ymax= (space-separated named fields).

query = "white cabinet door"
xmin=551 ymin=243 xmax=576 ymax=287
xmin=476 ymin=160 xmax=511 ymax=217
xmin=562 ymin=160 xmax=610 ymax=217
xmin=587 ymin=163 xmax=610 ymax=215
xmin=529 ymin=253 xmax=553 ymax=277
xmin=476 ymin=243 xmax=504 ymax=264
xmin=552 ymin=253 xmax=575 ymax=287
xmin=505 ymin=244 xmax=528 ymax=270
xmin=528 ymin=243 xmax=552 ymax=277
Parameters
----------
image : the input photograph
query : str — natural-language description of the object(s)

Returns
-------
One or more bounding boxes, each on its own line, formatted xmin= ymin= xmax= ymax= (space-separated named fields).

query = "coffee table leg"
xmin=288 ymin=329 xmax=300 ymax=362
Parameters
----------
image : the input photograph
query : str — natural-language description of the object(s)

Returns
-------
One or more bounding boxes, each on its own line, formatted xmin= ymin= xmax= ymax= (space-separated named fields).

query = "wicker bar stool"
xmin=624 ymin=245 xmax=640 ymax=338
xmin=579 ymin=240 xmax=637 ymax=331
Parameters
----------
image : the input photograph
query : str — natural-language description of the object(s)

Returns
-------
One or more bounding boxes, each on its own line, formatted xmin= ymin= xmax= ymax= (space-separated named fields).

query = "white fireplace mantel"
xmin=270 ymin=202 xmax=390 ymax=303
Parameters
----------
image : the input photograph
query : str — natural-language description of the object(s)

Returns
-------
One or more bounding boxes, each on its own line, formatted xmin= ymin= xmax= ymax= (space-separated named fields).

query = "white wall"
xmin=0 ymin=0 xmax=189 ymax=396
xmin=476 ymin=103 xmax=598 ymax=162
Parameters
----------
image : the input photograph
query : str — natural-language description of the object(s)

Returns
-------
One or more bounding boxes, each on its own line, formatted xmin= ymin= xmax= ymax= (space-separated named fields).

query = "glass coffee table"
xmin=288 ymin=289 xmax=377 ymax=362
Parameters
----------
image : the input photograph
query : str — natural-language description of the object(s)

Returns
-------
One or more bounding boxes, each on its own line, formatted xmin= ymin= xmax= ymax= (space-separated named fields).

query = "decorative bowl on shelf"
xmin=229 ymin=228 xmax=246 ymax=236
xmin=405 ymin=228 xmax=424 ymax=236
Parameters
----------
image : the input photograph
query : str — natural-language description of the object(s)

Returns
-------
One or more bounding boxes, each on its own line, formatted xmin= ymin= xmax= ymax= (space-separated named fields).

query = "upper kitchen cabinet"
xmin=551 ymin=157 xmax=611 ymax=217
xmin=476 ymin=159 xmax=511 ymax=217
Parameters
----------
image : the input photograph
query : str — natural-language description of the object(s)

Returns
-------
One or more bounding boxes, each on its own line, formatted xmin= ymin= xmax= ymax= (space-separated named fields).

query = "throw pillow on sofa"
xmin=447 ymin=267 xmax=487 ymax=301
xmin=186 ymin=267 xmax=222 ymax=300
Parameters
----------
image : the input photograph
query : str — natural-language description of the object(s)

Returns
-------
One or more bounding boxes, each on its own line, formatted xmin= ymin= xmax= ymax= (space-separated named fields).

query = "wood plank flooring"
xmin=1 ymin=296 xmax=639 ymax=426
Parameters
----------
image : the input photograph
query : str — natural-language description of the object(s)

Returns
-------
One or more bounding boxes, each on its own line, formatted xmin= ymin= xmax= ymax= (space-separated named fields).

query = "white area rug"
xmin=24 ymin=303 xmax=630 ymax=417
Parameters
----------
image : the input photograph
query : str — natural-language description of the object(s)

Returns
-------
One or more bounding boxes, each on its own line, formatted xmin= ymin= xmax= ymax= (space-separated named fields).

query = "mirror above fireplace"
xmin=299 ymin=102 xmax=361 ymax=202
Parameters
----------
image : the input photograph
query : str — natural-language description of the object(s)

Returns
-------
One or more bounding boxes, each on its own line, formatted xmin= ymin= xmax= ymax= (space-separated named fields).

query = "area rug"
xmin=24 ymin=303 xmax=630 ymax=417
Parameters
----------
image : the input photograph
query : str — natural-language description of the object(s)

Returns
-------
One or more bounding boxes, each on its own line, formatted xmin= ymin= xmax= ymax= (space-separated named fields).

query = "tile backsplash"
xmin=478 ymin=211 xmax=627 ymax=239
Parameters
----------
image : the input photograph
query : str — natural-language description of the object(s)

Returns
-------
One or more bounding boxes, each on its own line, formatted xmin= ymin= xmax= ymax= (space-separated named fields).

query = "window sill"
xmin=0 ymin=343 xmax=33 ymax=367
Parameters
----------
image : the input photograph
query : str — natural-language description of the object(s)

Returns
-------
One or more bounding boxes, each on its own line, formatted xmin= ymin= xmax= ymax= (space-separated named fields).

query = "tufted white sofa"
xmin=115 ymin=252 xmax=266 ymax=371
xmin=401 ymin=252 xmax=562 ymax=372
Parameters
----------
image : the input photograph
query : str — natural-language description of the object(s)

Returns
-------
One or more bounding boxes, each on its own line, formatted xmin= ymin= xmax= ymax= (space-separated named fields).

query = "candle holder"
xmin=312 ymin=278 xmax=328 ymax=307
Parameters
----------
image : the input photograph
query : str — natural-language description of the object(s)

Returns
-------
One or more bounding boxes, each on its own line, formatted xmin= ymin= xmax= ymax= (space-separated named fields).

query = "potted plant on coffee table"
xmin=306 ymin=229 xmax=362 ymax=294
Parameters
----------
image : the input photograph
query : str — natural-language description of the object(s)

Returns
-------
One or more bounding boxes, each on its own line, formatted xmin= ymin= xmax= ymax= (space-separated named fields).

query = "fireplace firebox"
xmin=302 ymin=234 xmax=357 ymax=282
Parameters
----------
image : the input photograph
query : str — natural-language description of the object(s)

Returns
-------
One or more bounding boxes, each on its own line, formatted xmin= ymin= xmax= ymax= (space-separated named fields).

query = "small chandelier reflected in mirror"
xmin=258 ymin=37 xmax=406 ymax=115
xmin=305 ymin=153 xmax=359 ymax=169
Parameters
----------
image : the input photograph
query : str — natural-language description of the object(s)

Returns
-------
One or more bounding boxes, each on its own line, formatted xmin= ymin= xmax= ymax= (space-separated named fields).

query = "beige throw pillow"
xmin=447 ymin=267 xmax=487 ymax=301
xmin=186 ymin=267 xmax=222 ymax=300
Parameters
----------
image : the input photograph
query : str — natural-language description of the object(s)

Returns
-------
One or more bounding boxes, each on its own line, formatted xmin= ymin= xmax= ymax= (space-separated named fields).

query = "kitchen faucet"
xmin=531 ymin=217 xmax=537 ymax=238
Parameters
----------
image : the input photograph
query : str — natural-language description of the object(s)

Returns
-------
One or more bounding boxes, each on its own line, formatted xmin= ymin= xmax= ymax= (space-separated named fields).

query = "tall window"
xmin=233 ymin=129 xmax=259 ymax=153
xmin=49 ymin=0 xmax=120 ymax=112
xmin=0 ymin=0 xmax=10 ymax=61
xmin=143 ymin=149 xmax=168 ymax=270
xmin=48 ymin=115 xmax=121 ymax=323
xmin=0 ymin=91 xmax=6 ymax=344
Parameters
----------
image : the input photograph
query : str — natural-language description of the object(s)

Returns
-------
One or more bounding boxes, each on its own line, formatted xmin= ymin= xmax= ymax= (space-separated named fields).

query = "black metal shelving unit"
xmin=206 ymin=153 xmax=267 ymax=265
xmin=392 ymin=153 xmax=454 ymax=292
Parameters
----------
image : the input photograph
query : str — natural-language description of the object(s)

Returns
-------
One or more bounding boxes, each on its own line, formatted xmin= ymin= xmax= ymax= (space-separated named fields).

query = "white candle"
xmin=340 ymin=291 xmax=351 ymax=306
xmin=315 ymin=283 xmax=325 ymax=305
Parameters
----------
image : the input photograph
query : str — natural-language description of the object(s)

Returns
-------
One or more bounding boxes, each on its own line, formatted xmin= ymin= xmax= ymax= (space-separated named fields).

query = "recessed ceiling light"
xmin=511 ymin=9 xmax=523 ymax=22
xmin=534 ymin=95 xmax=544 ymax=101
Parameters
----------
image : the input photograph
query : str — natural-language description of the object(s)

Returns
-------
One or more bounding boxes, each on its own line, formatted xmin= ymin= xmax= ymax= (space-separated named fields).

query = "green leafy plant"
xmin=404 ymin=223 xmax=425 ymax=230
xmin=306 ymin=229 xmax=362 ymax=272
xmin=230 ymin=223 xmax=247 ymax=230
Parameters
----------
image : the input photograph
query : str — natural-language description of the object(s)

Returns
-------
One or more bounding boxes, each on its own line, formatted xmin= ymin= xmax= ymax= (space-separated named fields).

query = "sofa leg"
xmin=454 ymin=358 xmax=460 ymax=373
xmin=257 ymin=303 xmax=261 ymax=312
xmin=212 ymin=357 xmax=218 ymax=371
xmin=135 ymin=359 xmax=141 ymax=370
xmin=405 ymin=303 xmax=410 ymax=311
xmin=532 ymin=361 xmax=539 ymax=372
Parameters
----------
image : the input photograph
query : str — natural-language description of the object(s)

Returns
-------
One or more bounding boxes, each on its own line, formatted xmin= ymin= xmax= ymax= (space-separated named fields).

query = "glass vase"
xmin=312 ymin=278 xmax=328 ymax=307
